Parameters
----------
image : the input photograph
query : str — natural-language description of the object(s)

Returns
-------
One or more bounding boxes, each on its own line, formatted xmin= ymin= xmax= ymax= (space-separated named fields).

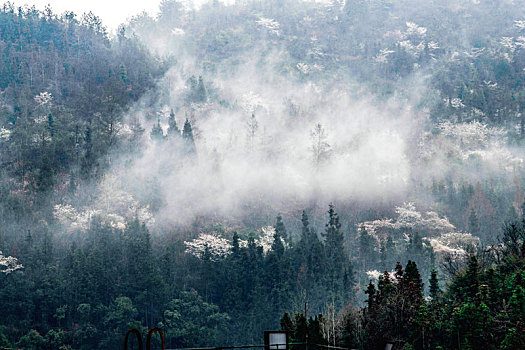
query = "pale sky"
xmin=13 ymin=0 xmax=164 ymax=31
xmin=13 ymin=0 xmax=328 ymax=32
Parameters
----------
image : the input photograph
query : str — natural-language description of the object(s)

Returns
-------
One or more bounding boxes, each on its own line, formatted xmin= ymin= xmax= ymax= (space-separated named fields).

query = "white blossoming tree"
xmin=0 ymin=251 xmax=23 ymax=274
xmin=184 ymin=233 xmax=233 ymax=261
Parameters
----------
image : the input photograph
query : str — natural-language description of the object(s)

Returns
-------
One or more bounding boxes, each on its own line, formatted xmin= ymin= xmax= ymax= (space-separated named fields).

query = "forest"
xmin=0 ymin=0 xmax=524 ymax=349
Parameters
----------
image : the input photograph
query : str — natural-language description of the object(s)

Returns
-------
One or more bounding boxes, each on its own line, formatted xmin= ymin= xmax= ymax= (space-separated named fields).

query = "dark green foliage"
xmin=429 ymin=269 xmax=441 ymax=301
xmin=167 ymin=109 xmax=180 ymax=137
xmin=0 ymin=0 xmax=524 ymax=349
xmin=182 ymin=118 xmax=196 ymax=153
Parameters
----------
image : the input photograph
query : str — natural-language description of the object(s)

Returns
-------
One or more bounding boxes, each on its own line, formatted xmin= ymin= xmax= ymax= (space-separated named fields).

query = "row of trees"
xmin=0 ymin=205 xmax=355 ymax=348
xmin=280 ymin=216 xmax=525 ymax=349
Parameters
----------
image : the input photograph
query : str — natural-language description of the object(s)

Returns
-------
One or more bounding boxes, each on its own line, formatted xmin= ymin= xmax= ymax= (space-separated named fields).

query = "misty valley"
xmin=0 ymin=0 xmax=525 ymax=349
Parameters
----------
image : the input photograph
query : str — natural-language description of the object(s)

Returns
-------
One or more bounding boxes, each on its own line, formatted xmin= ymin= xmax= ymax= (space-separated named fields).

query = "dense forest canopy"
xmin=0 ymin=0 xmax=524 ymax=348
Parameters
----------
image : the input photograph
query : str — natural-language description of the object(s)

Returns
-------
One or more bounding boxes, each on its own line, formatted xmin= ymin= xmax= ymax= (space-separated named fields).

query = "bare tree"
xmin=311 ymin=122 xmax=331 ymax=170
xmin=246 ymin=113 xmax=259 ymax=153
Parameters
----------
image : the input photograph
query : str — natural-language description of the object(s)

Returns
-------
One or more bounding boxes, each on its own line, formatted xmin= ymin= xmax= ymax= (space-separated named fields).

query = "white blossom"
xmin=184 ymin=233 xmax=233 ymax=260
xmin=426 ymin=232 xmax=480 ymax=259
xmin=516 ymin=36 xmax=525 ymax=48
xmin=256 ymin=17 xmax=280 ymax=35
xmin=500 ymin=37 xmax=516 ymax=51
xmin=359 ymin=203 xmax=457 ymax=244
xmin=423 ymin=211 xmax=456 ymax=233
xmin=170 ymin=28 xmax=185 ymax=36
xmin=258 ymin=226 xmax=276 ymax=253
xmin=515 ymin=20 xmax=525 ymax=30
xmin=0 ymin=251 xmax=23 ymax=274
xmin=427 ymin=41 xmax=440 ymax=51
xmin=0 ymin=127 xmax=11 ymax=140
xmin=296 ymin=62 xmax=310 ymax=74
xmin=375 ymin=48 xmax=394 ymax=63
xmin=358 ymin=218 xmax=397 ymax=235
xmin=366 ymin=269 xmax=396 ymax=281
xmin=53 ymin=204 xmax=101 ymax=232
xmin=366 ymin=270 xmax=382 ymax=280
xmin=34 ymin=115 xmax=48 ymax=124
xmin=395 ymin=202 xmax=422 ymax=228
xmin=406 ymin=22 xmax=427 ymax=36
xmin=464 ymin=47 xmax=485 ymax=58
xmin=34 ymin=91 xmax=53 ymax=106
xmin=399 ymin=40 xmax=425 ymax=56
xmin=53 ymin=174 xmax=155 ymax=233
xmin=450 ymin=97 xmax=465 ymax=109
xmin=483 ymin=80 xmax=498 ymax=90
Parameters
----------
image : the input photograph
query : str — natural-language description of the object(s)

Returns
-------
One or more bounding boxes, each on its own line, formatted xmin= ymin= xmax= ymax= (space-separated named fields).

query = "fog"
xmin=53 ymin=0 xmax=525 ymax=233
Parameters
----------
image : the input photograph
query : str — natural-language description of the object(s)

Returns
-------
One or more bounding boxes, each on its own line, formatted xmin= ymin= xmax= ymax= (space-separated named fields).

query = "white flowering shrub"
xmin=184 ymin=226 xmax=286 ymax=261
xmin=256 ymin=17 xmax=280 ymax=35
xmin=406 ymin=22 xmax=427 ymax=36
xmin=257 ymin=226 xmax=276 ymax=254
xmin=450 ymin=97 xmax=465 ymax=109
xmin=366 ymin=270 xmax=396 ymax=281
xmin=34 ymin=91 xmax=53 ymax=106
xmin=0 ymin=127 xmax=11 ymax=140
xmin=375 ymin=48 xmax=394 ymax=63
xmin=418 ymin=121 xmax=521 ymax=171
xmin=296 ymin=62 xmax=310 ymax=74
xmin=53 ymin=204 xmax=102 ymax=232
xmin=33 ymin=115 xmax=48 ymax=124
xmin=426 ymin=232 xmax=480 ymax=260
xmin=395 ymin=202 xmax=422 ymax=228
xmin=54 ymin=174 xmax=155 ymax=233
xmin=184 ymin=233 xmax=233 ymax=260
xmin=359 ymin=203 xmax=457 ymax=243
xmin=0 ymin=251 xmax=23 ymax=274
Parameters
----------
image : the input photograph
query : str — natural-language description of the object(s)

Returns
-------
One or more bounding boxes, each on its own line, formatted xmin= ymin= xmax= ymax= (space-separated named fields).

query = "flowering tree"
xmin=0 ymin=251 xmax=23 ymax=274
xmin=184 ymin=233 xmax=233 ymax=260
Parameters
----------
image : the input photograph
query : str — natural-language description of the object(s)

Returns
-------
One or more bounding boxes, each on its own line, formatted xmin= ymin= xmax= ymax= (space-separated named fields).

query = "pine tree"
xmin=182 ymin=118 xmax=196 ymax=153
xmin=167 ymin=109 xmax=180 ymax=137
xmin=280 ymin=312 xmax=295 ymax=333
xmin=365 ymin=281 xmax=376 ymax=309
xmin=150 ymin=118 xmax=164 ymax=142
xmin=404 ymin=260 xmax=424 ymax=301
xmin=47 ymin=113 xmax=54 ymax=137
xmin=274 ymin=214 xmax=288 ymax=244
xmin=429 ymin=269 xmax=441 ymax=300
xmin=37 ymin=156 xmax=54 ymax=193
xmin=272 ymin=216 xmax=285 ymax=257
xmin=197 ymin=76 xmax=207 ymax=102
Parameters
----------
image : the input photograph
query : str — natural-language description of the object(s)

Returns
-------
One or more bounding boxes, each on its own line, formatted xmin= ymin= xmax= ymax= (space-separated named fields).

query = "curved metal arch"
xmin=146 ymin=327 xmax=166 ymax=350
xmin=124 ymin=328 xmax=143 ymax=350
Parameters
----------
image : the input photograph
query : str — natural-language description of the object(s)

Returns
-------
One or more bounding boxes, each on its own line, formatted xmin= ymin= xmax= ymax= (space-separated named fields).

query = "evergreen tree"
xmin=280 ymin=312 xmax=295 ymax=333
xmin=506 ymin=204 xmax=519 ymax=224
xmin=182 ymin=118 xmax=196 ymax=153
xmin=197 ymin=76 xmax=207 ymax=102
xmin=167 ymin=109 xmax=180 ymax=137
xmin=37 ymin=156 xmax=53 ymax=193
xmin=429 ymin=269 xmax=441 ymax=300
xmin=47 ymin=113 xmax=54 ymax=137
xmin=274 ymin=214 xmax=288 ymax=245
xmin=150 ymin=118 xmax=164 ymax=142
